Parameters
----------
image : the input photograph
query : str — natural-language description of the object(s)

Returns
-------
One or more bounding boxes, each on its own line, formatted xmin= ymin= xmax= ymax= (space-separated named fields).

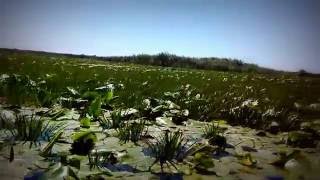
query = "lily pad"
xmin=56 ymin=109 xmax=80 ymax=121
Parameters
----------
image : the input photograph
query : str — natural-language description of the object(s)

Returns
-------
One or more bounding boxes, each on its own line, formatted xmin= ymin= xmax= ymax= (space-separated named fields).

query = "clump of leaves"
xmin=43 ymin=154 xmax=81 ymax=179
xmin=117 ymin=119 xmax=146 ymax=143
xmin=70 ymin=131 xmax=97 ymax=155
xmin=88 ymin=150 xmax=117 ymax=170
xmin=222 ymin=99 xmax=263 ymax=128
xmin=36 ymin=89 xmax=57 ymax=107
xmin=208 ymin=135 xmax=227 ymax=153
xmin=138 ymin=98 xmax=163 ymax=120
xmin=270 ymin=150 xmax=302 ymax=167
xmin=87 ymin=97 xmax=102 ymax=119
xmin=171 ymin=109 xmax=189 ymax=125
xmin=99 ymin=110 xmax=124 ymax=129
xmin=1 ymin=74 xmax=38 ymax=106
xmin=1 ymin=113 xmax=66 ymax=148
xmin=80 ymin=117 xmax=91 ymax=128
xmin=164 ymin=85 xmax=212 ymax=121
xmin=148 ymin=130 xmax=187 ymax=172
xmin=193 ymin=152 xmax=215 ymax=173
xmin=202 ymin=122 xmax=221 ymax=139
xmin=237 ymin=153 xmax=257 ymax=167
xmin=202 ymin=122 xmax=227 ymax=153
xmin=84 ymin=89 xmax=116 ymax=119
xmin=82 ymin=91 xmax=100 ymax=102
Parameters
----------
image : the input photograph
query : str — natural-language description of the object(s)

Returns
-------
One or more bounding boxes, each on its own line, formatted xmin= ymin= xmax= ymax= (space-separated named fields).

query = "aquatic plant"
xmin=80 ymin=117 xmax=91 ymax=128
xmin=87 ymin=97 xmax=102 ymax=119
xmin=0 ymin=74 xmax=38 ymax=106
xmin=99 ymin=110 xmax=125 ymax=129
xmin=208 ymin=135 xmax=227 ymax=153
xmin=202 ymin=122 xmax=227 ymax=153
xmin=202 ymin=122 xmax=221 ymax=139
xmin=88 ymin=150 xmax=117 ymax=169
xmin=148 ymin=130 xmax=187 ymax=172
xmin=117 ymin=119 xmax=146 ymax=143
xmin=1 ymin=113 xmax=66 ymax=148
xmin=36 ymin=88 xmax=58 ymax=107
xmin=223 ymin=99 xmax=262 ymax=128
xmin=70 ymin=131 xmax=97 ymax=155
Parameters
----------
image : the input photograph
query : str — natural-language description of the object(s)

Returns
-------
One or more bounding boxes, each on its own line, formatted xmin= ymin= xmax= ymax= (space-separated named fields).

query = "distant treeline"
xmin=101 ymin=53 xmax=276 ymax=73
xmin=0 ymin=48 xmax=304 ymax=74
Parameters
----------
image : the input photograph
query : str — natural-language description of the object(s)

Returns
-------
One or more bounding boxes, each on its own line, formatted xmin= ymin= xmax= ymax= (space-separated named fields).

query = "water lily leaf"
xmin=72 ymin=131 xmax=97 ymax=143
xmin=103 ymin=91 xmax=113 ymax=104
xmin=78 ymin=162 xmax=112 ymax=178
xmin=88 ymin=97 xmax=102 ymax=118
xmin=239 ymin=153 xmax=257 ymax=167
xmin=80 ymin=117 xmax=91 ymax=128
xmin=56 ymin=109 xmax=80 ymax=121
xmin=44 ymin=162 xmax=80 ymax=180
xmin=193 ymin=152 xmax=215 ymax=169
xmin=270 ymin=150 xmax=301 ymax=167
xmin=192 ymin=151 xmax=216 ymax=174
xmin=82 ymin=91 xmax=100 ymax=102
xmin=212 ymin=163 xmax=230 ymax=177
xmin=121 ymin=147 xmax=154 ymax=171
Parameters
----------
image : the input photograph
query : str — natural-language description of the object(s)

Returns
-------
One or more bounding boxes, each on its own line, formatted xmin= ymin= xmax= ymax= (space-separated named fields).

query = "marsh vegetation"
xmin=0 ymin=49 xmax=320 ymax=179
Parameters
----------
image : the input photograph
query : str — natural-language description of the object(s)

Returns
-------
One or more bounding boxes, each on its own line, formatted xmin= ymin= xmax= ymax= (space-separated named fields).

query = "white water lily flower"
xmin=156 ymin=117 xmax=168 ymax=126
xmin=143 ymin=99 xmax=151 ymax=108
xmin=242 ymin=99 xmax=259 ymax=107
xmin=45 ymin=74 xmax=54 ymax=78
xmin=252 ymin=100 xmax=259 ymax=106
xmin=118 ymin=83 xmax=124 ymax=88
xmin=142 ymin=81 xmax=148 ymax=86
xmin=186 ymin=91 xmax=191 ymax=97
xmin=182 ymin=109 xmax=189 ymax=116
xmin=106 ymin=84 xmax=115 ymax=91
xmin=166 ymin=100 xmax=177 ymax=109
xmin=263 ymin=108 xmax=276 ymax=116
xmin=29 ymin=80 xmax=37 ymax=87
xmin=121 ymin=108 xmax=138 ymax=117
xmin=38 ymin=80 xmax=46 ymax=84
xmin=0 ymin=74 xmax=9 ymax=82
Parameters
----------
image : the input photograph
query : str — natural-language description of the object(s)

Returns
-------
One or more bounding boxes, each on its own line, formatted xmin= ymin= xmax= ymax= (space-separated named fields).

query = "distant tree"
xmin=136 ymin=54 xmax=152 ymax=64
xmin=298 ymin=69 xmax=308 ymax=76
xmin=234 ymin=59 xmax=244 ymax=66
xmin=155 ymin=52 xmax=172 ymax=66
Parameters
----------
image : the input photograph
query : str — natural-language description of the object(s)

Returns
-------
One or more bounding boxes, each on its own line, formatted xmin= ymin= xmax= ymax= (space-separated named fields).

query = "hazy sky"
xmin=1 ymin=0 xmax=320 ymax=72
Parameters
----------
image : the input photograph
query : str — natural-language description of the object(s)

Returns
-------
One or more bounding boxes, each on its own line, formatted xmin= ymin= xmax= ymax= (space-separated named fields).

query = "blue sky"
xmin=1 ymin=0 xmax=320 ymax=72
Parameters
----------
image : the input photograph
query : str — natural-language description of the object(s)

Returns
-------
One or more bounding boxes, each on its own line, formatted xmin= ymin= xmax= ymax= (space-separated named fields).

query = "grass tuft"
xmin=117 ymin=119 xmax=146 ymax=143
xmin=148 ymin=130 xmax=188 ymax=172
xmin=1 ymin=113 xmax=66 ymax=148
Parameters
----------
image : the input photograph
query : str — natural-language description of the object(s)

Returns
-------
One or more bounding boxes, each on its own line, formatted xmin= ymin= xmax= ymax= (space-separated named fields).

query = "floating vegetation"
xmin=0 ymin=50 xmax=319 ymax=179
xmin=0 ymin=113 xmax=66 ymax=148
xmin=70 ymin=131 xmax=97 ymax=155
xmin=88 ymin=150 xmax=117 ymax=170
xmin=148 ymin=130 xmax=187 ymax=172
xmin=202 ymin=122 xmax=221 ymax=139
xmin=117 ymin=119 xmax=146 ymax=143
xmin=99 ymin=110 xmax=125 ymax=129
